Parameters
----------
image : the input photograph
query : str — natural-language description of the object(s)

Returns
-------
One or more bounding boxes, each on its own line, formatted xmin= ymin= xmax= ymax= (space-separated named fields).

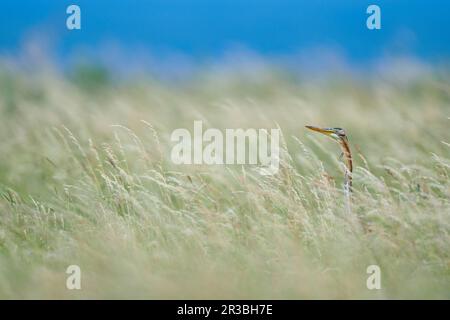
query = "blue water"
xmin=0 ymin=0 xmax=449 ymax=67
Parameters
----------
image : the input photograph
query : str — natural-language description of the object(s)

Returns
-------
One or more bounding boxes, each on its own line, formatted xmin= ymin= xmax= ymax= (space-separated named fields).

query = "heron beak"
xmin=305 ymin=125 xmax=334 ymax=136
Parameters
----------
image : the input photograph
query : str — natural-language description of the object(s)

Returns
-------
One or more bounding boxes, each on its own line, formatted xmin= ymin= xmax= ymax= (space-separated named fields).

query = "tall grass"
xmin=0 ymin=66 xmax=449 ymax=299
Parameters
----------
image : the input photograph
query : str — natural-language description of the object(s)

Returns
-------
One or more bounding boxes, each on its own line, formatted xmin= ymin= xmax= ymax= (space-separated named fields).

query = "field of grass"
xmin=0 ymin=65 xmax=449 ymax=299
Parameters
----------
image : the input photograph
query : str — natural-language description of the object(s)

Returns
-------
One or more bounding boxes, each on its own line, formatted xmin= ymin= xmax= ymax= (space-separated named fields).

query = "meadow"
xmin=0 ymin=63 xmax=449 ymax=299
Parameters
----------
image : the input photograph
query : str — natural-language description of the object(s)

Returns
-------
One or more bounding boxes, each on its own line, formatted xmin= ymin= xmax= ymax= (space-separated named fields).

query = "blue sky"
xmin=0 ymin=0 xmax=449 ymax=69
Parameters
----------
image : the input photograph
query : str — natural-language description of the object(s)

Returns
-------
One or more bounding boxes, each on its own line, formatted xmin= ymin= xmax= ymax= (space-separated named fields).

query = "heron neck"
xmin=339 ymin=139 xmax=353 ymax=188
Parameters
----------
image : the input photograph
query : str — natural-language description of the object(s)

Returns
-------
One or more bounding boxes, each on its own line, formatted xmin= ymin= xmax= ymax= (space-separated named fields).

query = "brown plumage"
xmin=305 ymin=126 xmax=353 ymax=194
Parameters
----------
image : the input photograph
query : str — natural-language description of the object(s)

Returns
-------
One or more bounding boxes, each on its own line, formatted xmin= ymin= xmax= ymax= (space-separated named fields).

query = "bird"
xmin=305 ymin=126 xmax=353 ymax=197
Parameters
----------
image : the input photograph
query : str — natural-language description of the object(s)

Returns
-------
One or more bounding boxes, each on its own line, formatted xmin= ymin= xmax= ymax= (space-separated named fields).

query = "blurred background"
xmin=0 ymin=1 xmax=449 ymax=299
xmin=1 ymin=0 xmax=449 ymax=79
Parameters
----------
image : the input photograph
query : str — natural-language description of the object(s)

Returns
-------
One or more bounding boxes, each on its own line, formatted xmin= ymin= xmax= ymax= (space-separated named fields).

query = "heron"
xmin=305 ymin=126 xmax=353 ymax=198
xmin=305 ymin=127 xmax=380 ymax=261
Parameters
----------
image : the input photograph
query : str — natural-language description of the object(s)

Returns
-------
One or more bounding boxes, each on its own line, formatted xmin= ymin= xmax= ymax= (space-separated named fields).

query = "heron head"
xmin=305 ymin=126 xmax=347 ymax=142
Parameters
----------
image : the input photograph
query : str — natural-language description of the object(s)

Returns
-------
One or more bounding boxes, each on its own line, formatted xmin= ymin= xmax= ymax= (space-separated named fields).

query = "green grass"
xmin=0 ymin=67 xmax=449 ymax=299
